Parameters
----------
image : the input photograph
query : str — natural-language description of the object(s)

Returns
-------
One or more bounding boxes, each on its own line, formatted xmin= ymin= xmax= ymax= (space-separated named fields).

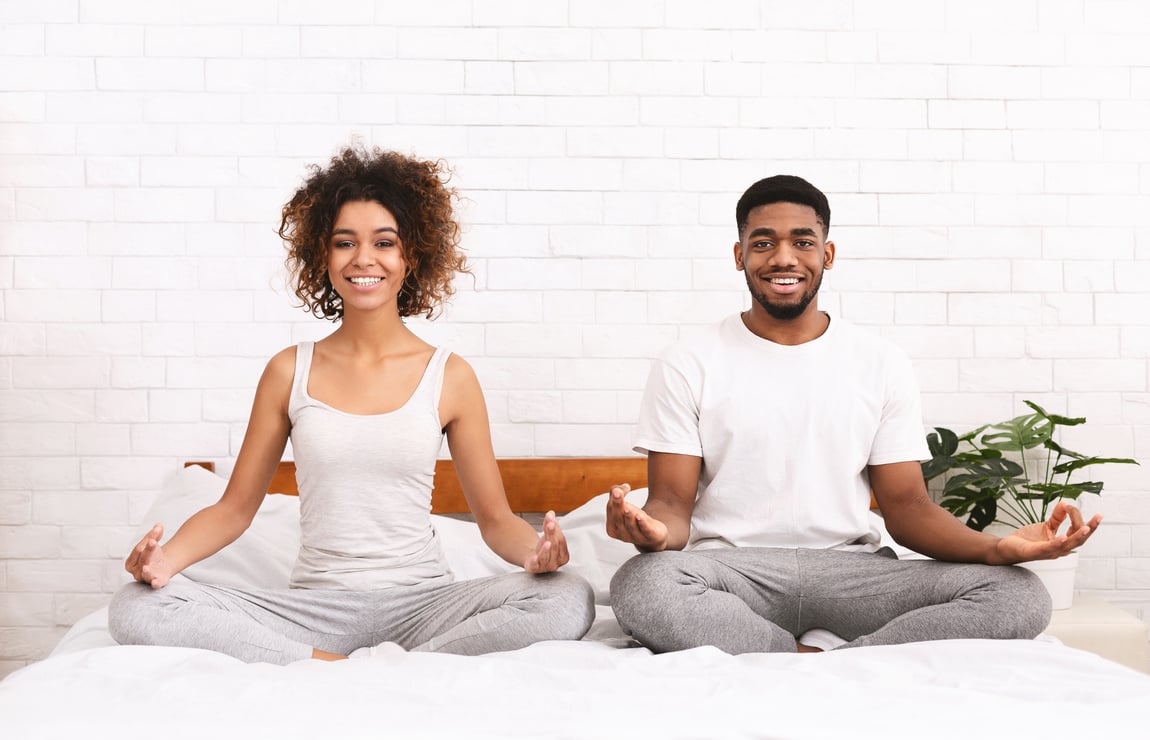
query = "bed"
xmin=2 ymin=459 xmax=1149 ymax=739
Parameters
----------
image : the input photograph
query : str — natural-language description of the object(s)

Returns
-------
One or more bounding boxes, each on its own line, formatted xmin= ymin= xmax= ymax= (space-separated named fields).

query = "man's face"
xmin=734 ymin=202 xmax=834 ymax=321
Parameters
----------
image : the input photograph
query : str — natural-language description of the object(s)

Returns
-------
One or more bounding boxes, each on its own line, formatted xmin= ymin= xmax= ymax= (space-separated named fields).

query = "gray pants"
xmin=610 ymin=547 xmax=1052 ymax=654
xmin=109 ymin=571 xmax=594 ymax=665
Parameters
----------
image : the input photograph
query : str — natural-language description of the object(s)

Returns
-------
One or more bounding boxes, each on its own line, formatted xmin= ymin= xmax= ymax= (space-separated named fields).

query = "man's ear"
xmin=733 ymin=241 xmax=745 ymax=271
xmin=823 ymin=240 xmax=835 ymax=269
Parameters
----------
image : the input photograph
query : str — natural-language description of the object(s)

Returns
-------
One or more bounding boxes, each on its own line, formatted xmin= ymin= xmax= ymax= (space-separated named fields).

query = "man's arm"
xmin=606 ymin=451 xmax=700 ymax=552
xmin=871 ymin=461 xmax=1100 ymax=565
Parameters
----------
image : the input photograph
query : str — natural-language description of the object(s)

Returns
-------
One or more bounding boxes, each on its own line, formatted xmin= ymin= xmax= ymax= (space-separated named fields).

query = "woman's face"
xmin=326 ymin=199 xmax=407 ymax=316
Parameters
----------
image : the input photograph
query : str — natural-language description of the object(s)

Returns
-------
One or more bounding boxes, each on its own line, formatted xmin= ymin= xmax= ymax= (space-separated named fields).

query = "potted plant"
xmin=921 ymin=400 xmax=1139 ymax=608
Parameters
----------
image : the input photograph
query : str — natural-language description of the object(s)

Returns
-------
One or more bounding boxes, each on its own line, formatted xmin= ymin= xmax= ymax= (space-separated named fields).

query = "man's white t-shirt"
xmin=633 ymin=313 xmax=930 ymax=553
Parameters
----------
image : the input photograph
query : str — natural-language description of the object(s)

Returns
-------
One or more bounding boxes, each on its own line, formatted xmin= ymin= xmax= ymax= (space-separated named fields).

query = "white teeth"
xmin=349 ymin=277 xmax=382 ymax=286
xmin=768 ymin=277 xmax=800 ymax=285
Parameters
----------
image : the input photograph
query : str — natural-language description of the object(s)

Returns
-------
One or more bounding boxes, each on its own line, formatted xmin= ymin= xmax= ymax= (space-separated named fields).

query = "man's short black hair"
xmin=735 ymin=175 xmax=831 ymax=238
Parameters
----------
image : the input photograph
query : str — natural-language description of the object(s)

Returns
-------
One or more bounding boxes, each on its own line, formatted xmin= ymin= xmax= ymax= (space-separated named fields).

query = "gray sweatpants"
xmin=109 ymin=571 xmax=594 ymax=665
xmin=610 ymin=547 xmax=1052 ymax=654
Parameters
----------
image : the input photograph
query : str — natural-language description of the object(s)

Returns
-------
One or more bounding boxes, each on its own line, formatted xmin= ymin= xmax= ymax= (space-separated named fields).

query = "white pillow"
xmin=556 ymin=488 xmax=648 ymax=605
xmin=431 ymin=515 xmax=516 ymax=580
xmin=131 ymin=465 xmax=301 ymax=590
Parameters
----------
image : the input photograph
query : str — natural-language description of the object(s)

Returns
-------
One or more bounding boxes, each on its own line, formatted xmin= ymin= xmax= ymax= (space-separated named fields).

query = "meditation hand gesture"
xmin=994 ymin=501 xmax=1101 ymax=565
xmin=125 ymin=523 xmax=177 ymax=589
xmin=606 ymin=483 xmax=669 ymax=552
xmin=524 ymin=511 xmax=570 ymax=574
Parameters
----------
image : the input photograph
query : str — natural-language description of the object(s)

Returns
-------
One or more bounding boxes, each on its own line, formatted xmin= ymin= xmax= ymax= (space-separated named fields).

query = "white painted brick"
xmin=462 ymin=63 xmax=515 ymax=95
xmin=497 ymin=28 xmax=590 ymax=61
xmin=588 ymin=28 xmax=642 ymax=60
xmin=5 ymin=289 xmax=100 ymax=323
xmin=146 ymin=389 xmax=202 ymax=423
xmin=975 ymin=194 xmax=1069 ymax=227
xmin=1011 ymin=259 xmax=1064 ymax=292
xmin=1122 ymin=329 xmax=1150 ymax=359
xmin=512 ymin=61 xmax=609 ymax=96
xmin=534 ymin=423 xmax=634 ymax=457
xmin=893 ymin=294 xmax=947 ymax=325
xmin=1075 ymin=557 xmax=1116 ymax=590
xmin=203 ymin=389 xmax=256 ymax=423
xmin=485 ymin=323 xmax=582 ymax=358
xmin=109 ymin=357 xmax=165 ymax=389
xmin=506 ymin=192 xmax=600 ymax=226
xmin=840 ymin=293 xmax=894 ymax=325
xmin=140 ymin=156 xmax=239 ymax=187
xmin=539 ymin=292 xmax=595 ymax=324
xmin=663 ymin=128 xmax=719 ymax=159
xmin=566 ymin=127 xmax=663 ymax=158
xmin=178 ymin=124 xmax=278 ymax=156
xmin=547 ymin=227 xmax=644 ymax=259
xmin=949 ymin=294 xmax=1042 ymax=326
xmin=128 ymin=423 xmax=230 ymax=457
xmin=959 ymin=131 xmax=1012 ymax=162
xmin=762 ymin=0 xmax=853 ymax=29
xmin=1066 ymin=391 xmax=1126 ymax=425
xmin=584 ymin=258 xmax=639 ymax=291
xmin=85 ymin=157 xmax=139 ymax=187
xmin=646 ymin=291 xmax=744 ymax=326
xmin=948 ymin=65 xmax=1041 ymax=100
xmin=0 ymin=422 xmax=73 ymax=456
xmin=396 ymin=28 xmax=497 ymax=60
xmin=0 ymin=493 xmax=31 ymax=526
xmin=88 ymin=223 xmax=183 ymax=257
xmin=142 ymin=93 xmax=241 ymax=124
xmin=647 ymin=29 xmax=733 ymax=61
xmin=1013 ymin=130 xmax=1102 ymax=162
xmin=1102 ymin=101 xmax=1150 ymax=131
xmin=907 ymin=359 xmax=958 ymax=393
xmin=583 ymin=324 xmax=679 ymax=359
xmin=718 ymin=129 xmax=815 ymax=160
xmin=6 ymin=560 xmax=106 ymax=593
xmin=1117 ymin=559 xmax=1150 ymax=590
xmin=472 ymin=358 xmax=555 ymax=391
xmin=1134 ymin=526 xmax=1150 ymax=557
xmin=33 ymin=491 xmax=126 ymax=526
xmin=692 ymin=258 xmax=739 ymax=291
xmin=1043 ymin=227 xmax=1134 ymax=260
xmin=99 ymin=290 xmax=155 ymax=323
xmin=528 ymin=158 xmax=621 ymax=191
xmin=114 ymin=188 xmax=214 ymax=223
xmin=958 ymin=359 xmax=1053 ymax=392
xmin=374 ymin=0 xmax=471 ymax=25
xmin=361 ymin=60 xmax=464 ymax=94
xmin=879 ymin=195 xmax=974 ymax=227
xmin=815 ymin=129 xmax=908 ymax=160
xmin=76 ymin=423 xmax=130 ymax=456
xmin=602 ymin=193 xmax=656 ymax=226
xmin=468 ymin=126 xmax=565 ymax=157
xmin=561 ymin=391 xmax=618 ymax=423
xmin=594 ymin=291 xmax=647 ymax=323
xmin=879 ymin=326 xmax=973 ymax=359
xmin=544 ymin=96 xmax=637 ymax=126
xmin=338 ymin=94 xmax=399 ymax=124
xmin=0 ymin=24 xmax=44 ymax=55
xmin=0 ymin=458 xmax=79 ymax=491
xmin=0 ymin=389 xmax=94 ymax=424
xmin=143 ymin=25 xmax=241 ymax=57
xmin=507 ymin=391 xmax=562 ymax=423
xmin=489 ymin=423 xmax=536 ymax=457
xmin=858 ymin=161 xmax=951 ymax=195
xmin=1069 ymin=196 xmax=1150 ymax=228
xmin=1055 ymin=360 xmax=1146 ymax=392
xmin=634 ymin=258 xmax=692 ymax=292
xmin=856 ymin=63 xmax=947 ymax=99
xmin=1058 ymin=262 xmax=1113 ymax=293
xmin=1042 ymin=65 xmax=1128 ymax=100
xmin=666 ymin=0 xmax=759 ymax=29
xmin=1008 ymin=100 xmax=1099 ymax=130
xmin=0 ymin=593 xmax=54 ymax=627
xmin=95 ymin=58 xmax=203 ymax=92
xmin=156 ymin=290 xmax=251 ymax=323
xmin=644 ymin=96 xmax=741 ymax=128
xmin=872 ymin=30 xmax=967 ymax=63
xmin=737 ymin=98 xmax=835 ymax=129
xmin=16 ymin=187 xmax=111 ymax=222
xmin=609 ymin=61 xmax=704 ymax=96
xmin=0 ymin=155 xmax=86 ymax=188
xmin=166 ymin=357 xmax=265 ymax=390
xmin=970 ymin=32 xmax=1065 ymax=65
xmin=554 ymin=357 xmax=650 ymax=390
xmin=570 ymin=0 xmax=663 ymax=27
xmin=0 ymin=57 xmax=94 ymax=91
xmin=948 ymin=0 xmax=1038 ymax=30
xmin=854 ymin=0 xmax=945 ymax=30
xmin=970 ymin=327 xmax=1027 ymax=359
xmin=462 ymin=224 xmax=547 ymax=258
xmin=0 ymin=92 xmax=44 ymax=123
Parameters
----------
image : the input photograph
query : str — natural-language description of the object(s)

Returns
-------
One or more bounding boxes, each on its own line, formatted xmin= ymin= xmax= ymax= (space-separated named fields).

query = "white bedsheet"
xmin=2 ymin=607 xmax=1149 ymax=740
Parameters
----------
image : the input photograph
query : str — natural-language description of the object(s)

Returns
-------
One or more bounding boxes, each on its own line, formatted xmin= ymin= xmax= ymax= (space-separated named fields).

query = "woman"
xmin=108 ymin=146 xmax=594 ymax=663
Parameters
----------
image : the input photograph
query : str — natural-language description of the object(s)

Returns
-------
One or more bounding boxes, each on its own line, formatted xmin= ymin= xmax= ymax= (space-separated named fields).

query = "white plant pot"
xmin=1019 ymin=551 xmax=1079 ymax=610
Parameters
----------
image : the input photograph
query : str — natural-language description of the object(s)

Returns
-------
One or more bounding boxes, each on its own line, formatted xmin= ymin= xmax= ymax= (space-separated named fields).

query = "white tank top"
xmin=287 ymin=341 xmax=453 ymax=590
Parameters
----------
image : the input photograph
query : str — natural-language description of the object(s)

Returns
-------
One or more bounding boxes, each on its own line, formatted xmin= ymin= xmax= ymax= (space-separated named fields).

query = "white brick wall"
xmin=2 ymin=0 xmax=1149 ymax=675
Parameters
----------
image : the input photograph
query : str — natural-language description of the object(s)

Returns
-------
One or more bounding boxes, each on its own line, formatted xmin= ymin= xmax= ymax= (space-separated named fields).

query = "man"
xmin=605 ymin=175 xmax=1097 ymax=654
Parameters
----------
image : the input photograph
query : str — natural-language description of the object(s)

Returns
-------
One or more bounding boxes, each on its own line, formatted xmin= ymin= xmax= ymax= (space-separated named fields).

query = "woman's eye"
xmin=375 ymin=240 xmax=394 ymax=249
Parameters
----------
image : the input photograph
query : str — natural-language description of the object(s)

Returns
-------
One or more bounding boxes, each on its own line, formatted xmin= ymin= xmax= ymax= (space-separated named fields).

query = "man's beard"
xmin=746 ymin=269 xmax=824 ymax=320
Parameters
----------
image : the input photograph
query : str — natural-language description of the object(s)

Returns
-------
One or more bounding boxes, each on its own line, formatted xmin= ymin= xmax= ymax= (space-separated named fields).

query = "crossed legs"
xmin=609 ymin=547 xmax=1051 ymax=654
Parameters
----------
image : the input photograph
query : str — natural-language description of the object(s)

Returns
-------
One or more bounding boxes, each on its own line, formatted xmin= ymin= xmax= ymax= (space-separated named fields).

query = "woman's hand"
xmin=125 ymin=523 xmax=177 ymax=589
xmin=523 ymin=511 xmax=570 ymax=574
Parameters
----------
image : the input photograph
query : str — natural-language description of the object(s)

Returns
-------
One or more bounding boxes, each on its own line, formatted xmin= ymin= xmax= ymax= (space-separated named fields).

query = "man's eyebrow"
xmin=746 ymin=226 xmax=818 ymax=239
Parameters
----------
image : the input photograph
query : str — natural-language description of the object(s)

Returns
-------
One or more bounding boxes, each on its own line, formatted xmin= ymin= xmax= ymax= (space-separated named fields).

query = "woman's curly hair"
xmin=279 ymin=145 xmax=468 ymax=320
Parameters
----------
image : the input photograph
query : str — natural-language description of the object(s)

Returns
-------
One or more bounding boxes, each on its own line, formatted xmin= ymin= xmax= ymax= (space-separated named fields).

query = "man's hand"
xmin=605 ymin=483 xmax=670 ymax=552
xmin=125 ymin=523 xmax=177 ymax=589
xmin=994 ymin=501 xmax=1101 ymax=564
xmin=523 ymin=511 xmax=570 ymax=574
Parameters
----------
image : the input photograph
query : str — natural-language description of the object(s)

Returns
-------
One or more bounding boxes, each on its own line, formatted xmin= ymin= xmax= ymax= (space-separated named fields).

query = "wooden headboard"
xmin=186 ymin=458 xmax=648 ymax=514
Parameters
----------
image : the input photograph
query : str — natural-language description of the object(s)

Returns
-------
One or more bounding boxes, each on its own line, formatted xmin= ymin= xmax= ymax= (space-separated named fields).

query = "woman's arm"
xmin=439 ymin=354 xmax=567 ymax=573
xmin=126 ymin=349 xmax=294 ymax=587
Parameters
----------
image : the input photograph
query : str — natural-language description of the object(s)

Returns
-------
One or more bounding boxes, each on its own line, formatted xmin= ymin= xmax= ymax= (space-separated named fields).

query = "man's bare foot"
xmin=796 ymin=642 xmax=824 ymax=653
